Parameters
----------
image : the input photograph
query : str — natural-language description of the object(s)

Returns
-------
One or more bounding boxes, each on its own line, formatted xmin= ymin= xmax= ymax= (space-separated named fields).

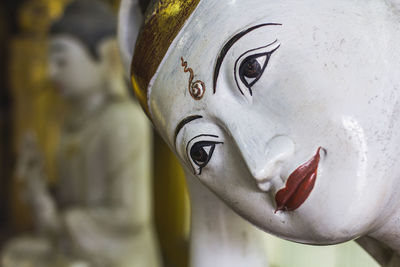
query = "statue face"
xmin=138 ymin=0 xmax=400 ymax=244
xmin=48 ymin=36 xmax=105 ymax=99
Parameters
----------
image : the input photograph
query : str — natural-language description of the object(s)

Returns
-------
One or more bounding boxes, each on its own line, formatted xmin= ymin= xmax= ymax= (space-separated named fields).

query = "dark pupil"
xmin=241 ymin=57 xmax=261 ymax=78
xmin=191 ymin=146 xmax=208 ymax=163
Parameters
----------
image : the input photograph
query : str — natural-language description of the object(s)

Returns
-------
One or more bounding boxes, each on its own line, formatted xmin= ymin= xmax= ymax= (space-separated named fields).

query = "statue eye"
xmin=234 ymin=40 xmax=280 ymax=96
xmin=239 ymin=54 xmax=270 ymax=90
xmin=189 ymin=141 xmax=222 ymax=175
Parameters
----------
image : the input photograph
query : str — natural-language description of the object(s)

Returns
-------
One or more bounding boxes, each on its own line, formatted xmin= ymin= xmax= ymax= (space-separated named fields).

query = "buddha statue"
xmin=119 ymin=0 xmax=400 ymax=266
xmin=2 ymin=0 xmax=161 ymax=266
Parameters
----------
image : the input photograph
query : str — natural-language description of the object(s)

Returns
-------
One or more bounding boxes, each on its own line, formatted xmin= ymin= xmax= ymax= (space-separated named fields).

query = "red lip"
xmin=275 ymin=147 xmax=321 ymax=213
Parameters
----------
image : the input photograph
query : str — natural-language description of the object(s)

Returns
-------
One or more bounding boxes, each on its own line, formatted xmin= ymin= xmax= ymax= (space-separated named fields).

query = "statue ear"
xmin=118 ymin=0 xmax=143 ymax=77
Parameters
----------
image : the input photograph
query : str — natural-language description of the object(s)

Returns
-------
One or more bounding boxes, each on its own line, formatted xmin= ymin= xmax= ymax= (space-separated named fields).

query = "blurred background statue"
xmin=1 ymin=0 xmax=162 ymax=266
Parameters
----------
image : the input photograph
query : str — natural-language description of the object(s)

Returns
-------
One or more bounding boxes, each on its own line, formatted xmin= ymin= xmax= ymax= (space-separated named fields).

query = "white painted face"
xmin=147 ymin=0 xmax=400 ymax=244
xmin=48 ymin=36 xmax=105 ymax=99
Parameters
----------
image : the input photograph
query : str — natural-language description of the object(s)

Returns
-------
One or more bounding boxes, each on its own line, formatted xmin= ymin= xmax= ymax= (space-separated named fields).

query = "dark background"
xmin=0 ymin=0 xmax=20 ymax=240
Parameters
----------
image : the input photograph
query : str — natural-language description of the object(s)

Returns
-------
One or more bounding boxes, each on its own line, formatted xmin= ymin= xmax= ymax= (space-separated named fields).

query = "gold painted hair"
xmin=130 ymin=0 xmax=200 ymax=118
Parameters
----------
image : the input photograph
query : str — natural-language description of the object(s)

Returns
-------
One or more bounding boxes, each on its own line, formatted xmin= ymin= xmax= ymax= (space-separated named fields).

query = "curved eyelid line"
xmin=234 ymin=40 xmax=281 ymax=96
xmin=213 ymin=23 xmax=282 ymax=94
xmin=184 ymin=134 xmax=222 ymax=174
xmin=174 ymin=115 xmax=203 ymax=148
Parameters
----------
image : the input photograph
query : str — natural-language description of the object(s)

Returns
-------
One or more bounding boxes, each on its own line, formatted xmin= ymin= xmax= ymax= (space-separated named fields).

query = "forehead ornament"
xmin=130 ymin=0 xmax=201 ymax=118
xmin=181 ymin=57 xmax=205 ymax=100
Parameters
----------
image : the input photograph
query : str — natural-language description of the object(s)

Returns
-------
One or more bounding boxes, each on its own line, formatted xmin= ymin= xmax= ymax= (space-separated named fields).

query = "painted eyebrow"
xmin=213 ymin=23 xmax=282 ymax=93
xmin=174 ymin=115 xmax=203 ymax=147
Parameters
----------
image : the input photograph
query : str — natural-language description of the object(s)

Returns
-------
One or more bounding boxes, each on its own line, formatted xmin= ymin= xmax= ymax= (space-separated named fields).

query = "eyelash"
xmin=234 ymin=40 xmax=280 ymax=96
xmin=186 ymin=134 xmax=223 ymax=175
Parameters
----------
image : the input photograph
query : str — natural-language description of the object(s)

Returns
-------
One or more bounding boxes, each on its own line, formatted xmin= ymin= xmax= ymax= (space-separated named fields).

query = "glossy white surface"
xmin=151 ymin=0 xmax=400 ymax=243
xmin=121 ymin=0 xmax=400 ymax=265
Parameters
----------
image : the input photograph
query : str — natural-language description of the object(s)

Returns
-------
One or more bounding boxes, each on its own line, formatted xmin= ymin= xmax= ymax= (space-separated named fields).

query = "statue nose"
xmin=232 ymin=131 xmax=295 ymax=191
xmin=214 ymin=100 xmax=295 ymax=191
xmin=249 ymin=135 xmax=295 ymax=181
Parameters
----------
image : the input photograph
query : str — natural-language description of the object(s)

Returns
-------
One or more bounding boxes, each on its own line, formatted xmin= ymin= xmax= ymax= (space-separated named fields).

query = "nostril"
xmin=251 ymin=160 xmax=282 ymax=182
xmin=252 ymin=160 xmax=285 ymax=192
xmin=250 ymin=135 xmax=295 ymax=191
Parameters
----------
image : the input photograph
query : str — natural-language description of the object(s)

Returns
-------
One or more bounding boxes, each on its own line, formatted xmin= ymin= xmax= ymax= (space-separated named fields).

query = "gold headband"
xmin=130 ymin=0 xmax=201 ymax=118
